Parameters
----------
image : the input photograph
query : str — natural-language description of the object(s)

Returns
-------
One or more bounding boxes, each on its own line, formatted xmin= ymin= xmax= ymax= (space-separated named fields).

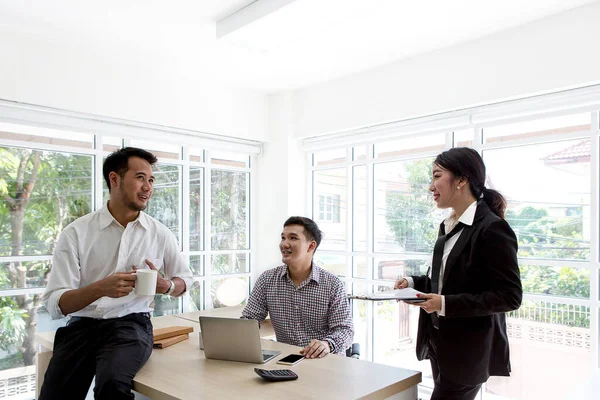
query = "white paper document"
xmin=349 ymin=287 xmax=425 ymax=301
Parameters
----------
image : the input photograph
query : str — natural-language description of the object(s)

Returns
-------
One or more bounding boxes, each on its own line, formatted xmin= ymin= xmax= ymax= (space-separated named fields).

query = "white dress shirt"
xmin=43 ymin=202 xmax=193 ymax=319
xmin=408 ymin=200 xmax=478 ymax=316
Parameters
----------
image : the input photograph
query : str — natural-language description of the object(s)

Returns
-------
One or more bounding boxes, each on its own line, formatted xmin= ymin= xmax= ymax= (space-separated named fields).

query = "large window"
xmin=0 ymin=120 xmax=255 ymax=395
xmin=308 ymin=96 xmax=599 ymax=400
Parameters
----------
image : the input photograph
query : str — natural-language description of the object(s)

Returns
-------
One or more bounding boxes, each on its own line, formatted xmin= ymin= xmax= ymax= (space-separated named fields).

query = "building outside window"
xmin=318 ymin=194 xmax=341 ymax=222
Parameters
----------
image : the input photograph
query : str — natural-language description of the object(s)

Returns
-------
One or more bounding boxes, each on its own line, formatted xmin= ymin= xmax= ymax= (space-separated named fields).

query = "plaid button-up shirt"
xmin=241 ymin=263 xmax=354 ymax=354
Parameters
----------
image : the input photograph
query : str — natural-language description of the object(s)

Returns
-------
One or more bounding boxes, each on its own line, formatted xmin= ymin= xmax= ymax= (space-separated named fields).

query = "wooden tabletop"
xmin=134 ymin=332 xmax=421 ymax=400
xmin=35 ymin=309 xmax=421 ymax=400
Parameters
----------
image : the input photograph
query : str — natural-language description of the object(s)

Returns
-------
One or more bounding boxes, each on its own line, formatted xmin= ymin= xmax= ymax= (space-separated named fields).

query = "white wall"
xmin=0 ymin=30 xmax=267 ymax=141
xmin=255 ymin=92 xmax=306 ymax=273
xmin=290 ymin=1 xmax=600 ymax=138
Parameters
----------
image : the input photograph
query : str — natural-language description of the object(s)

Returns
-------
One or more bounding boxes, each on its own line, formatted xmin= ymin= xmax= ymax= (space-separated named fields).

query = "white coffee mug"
xmin=135 ymin=269 xmax=158 ymax=296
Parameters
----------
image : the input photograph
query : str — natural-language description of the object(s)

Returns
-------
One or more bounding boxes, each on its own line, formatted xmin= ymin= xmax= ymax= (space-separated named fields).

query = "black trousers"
xmin=428 ymin=326 xmax=483 ymax=400
xmin=39 ymin=312 xmax=153 ymax=400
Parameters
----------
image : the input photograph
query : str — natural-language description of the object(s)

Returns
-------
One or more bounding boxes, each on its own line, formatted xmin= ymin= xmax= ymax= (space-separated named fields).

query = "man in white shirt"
xmin=39 ymin=147 xmax=193 ymax=400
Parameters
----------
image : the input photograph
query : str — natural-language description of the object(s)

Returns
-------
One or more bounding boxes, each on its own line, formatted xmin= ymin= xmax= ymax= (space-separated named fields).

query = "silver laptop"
xmin=199 ymin=316 xmax=281 ymax=364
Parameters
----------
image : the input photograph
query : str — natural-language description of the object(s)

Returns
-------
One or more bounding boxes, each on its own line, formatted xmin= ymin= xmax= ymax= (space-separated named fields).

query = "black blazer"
xmin=411 ymin=200 xmax=522 ymax=386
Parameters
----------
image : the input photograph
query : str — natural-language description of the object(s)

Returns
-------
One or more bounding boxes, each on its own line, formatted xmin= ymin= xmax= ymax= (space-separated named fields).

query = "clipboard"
xmin=348 ymin=288 xmax=426 ymax=303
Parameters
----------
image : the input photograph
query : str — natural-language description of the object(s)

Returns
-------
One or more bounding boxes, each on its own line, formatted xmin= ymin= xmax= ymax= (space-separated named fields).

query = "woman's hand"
xmin=414 ymin=293 xmax=442 ymax=313
xmin=394 ymin=278 xmax=409 ymax=289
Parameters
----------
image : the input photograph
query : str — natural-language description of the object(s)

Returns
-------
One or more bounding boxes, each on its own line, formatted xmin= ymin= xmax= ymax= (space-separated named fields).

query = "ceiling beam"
xmin=216 ymin=0 xmax=299 ymax=38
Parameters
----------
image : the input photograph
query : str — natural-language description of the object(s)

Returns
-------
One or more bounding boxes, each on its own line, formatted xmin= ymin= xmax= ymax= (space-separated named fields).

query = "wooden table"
xmin=36 ymin=308 xmax=421 ymax=400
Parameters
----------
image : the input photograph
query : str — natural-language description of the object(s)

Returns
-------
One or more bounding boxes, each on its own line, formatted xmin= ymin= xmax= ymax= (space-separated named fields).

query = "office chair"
xmin=345 ymin=343 xmax=360 ymax=358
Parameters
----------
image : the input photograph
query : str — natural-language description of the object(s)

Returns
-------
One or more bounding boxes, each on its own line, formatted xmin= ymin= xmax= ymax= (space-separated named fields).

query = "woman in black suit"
xmin=394 ymin=147 xmax=522 ymax=400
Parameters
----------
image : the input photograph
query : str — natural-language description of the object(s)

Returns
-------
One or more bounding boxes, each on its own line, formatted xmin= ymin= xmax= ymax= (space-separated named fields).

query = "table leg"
xmin=36 ymin=350 xmax=53 ymax=398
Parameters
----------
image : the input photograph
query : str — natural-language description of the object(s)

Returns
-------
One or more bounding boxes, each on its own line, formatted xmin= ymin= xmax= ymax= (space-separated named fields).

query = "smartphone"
xmin=403 ymin=298 xmax=426 ymax=303
xmin=276 ymin=354 xmax=304 ymax=366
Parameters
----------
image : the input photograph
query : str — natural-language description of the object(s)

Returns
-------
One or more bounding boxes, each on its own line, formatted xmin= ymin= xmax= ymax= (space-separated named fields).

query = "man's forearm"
xmin=58 ymin=282 xmax=104 ymax=316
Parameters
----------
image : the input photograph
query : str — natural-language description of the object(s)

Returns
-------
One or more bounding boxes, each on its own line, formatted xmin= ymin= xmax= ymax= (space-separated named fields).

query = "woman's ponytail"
xmin=481 ymin=187 xmax=507 ymax=219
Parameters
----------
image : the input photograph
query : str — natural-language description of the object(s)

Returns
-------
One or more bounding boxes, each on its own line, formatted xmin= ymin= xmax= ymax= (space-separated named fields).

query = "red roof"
xmin=542 ymin=139 xmax=591 ymax=164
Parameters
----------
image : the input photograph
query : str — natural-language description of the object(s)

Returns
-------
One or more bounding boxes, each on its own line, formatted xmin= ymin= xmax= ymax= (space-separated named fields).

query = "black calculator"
xmin=254 ymin=368 xmax=298 ymax=382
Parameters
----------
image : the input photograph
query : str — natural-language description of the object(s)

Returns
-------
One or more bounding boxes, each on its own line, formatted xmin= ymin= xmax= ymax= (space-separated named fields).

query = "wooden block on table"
xmin=153 ymin=326 xmax=194 ymax=341
xmin=153 ymin=333 xmax=189 ymax=349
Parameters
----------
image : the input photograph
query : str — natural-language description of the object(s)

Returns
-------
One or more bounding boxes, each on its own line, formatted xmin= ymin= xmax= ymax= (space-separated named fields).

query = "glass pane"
xmin=0 ymin=295 xmax=42 ymax=373
xmin=351 ymin=282 xmax=372 ymax=360
xmin=188 ymin=281 xmax=203 ymax=312
xmin=374 ymin=256 xmax=430 ymax=281
xmin=353 ymin=256 xmax=370 ymax=279
xmin=484 ymin=140 xmax=591 ymax=260
xmin=453 ymin=128 xmax=474 ymax=147
xmin=353 ymin=145 xmax=368 ymax=161
xmin=210 ymin=151 xmax=249 ymax=168
xmin=146 ymin=164 xmax=181 ymax=239
xmin=374 ymin=133 xmax=445 ymax=159
xmin=520 ymin=264 xmax=590 ymax=298
xmin=189 ymin=167 xmax=203 ymax=251
xmin=483 ymin=113 xmax=591 ymax=144
xmin=353 ymin=166 xmax=367 ymax=252
xmin=190 ymin=147 xmax=203 ymax=163
xmin=0 ymin=260 xmax=51 ymax=290
xmin=102 ymin=136 xmax=122 ymax=153
xmin=189 ymin=255 xmax=203 ymax=277
xmin=211 ymin=170 xmax=249 ymax=250
xmin=372 ymin=293 xmax=433 ymax=389
xmin=210 ymin=277 xmax=249 ymax=309
xmin=374 ymin=158 xmax=441 ymax=253
xmin=488 ymin=300 xmax=592 ymax=399
xmin=152 ymin=295 xmax=182 ymax=316
xmin=313 ymin=254 xmax=345 ymax=277
xmin=211 ymin=253 xmax=249 ymax=275
xmin=129 ymin=139 xmax=181 ymax=160
xmin=0 ymin=121 xmax=94 ymax=149
xmin=0 ymin=148 xmax=93 ymax=257
xmin=0 ymin=295 xmax=65 ymax=397
xmin=313 ymin=169 xmax=346 ymax=251
xmin=313 ymin=149 xmax=346 ymax=167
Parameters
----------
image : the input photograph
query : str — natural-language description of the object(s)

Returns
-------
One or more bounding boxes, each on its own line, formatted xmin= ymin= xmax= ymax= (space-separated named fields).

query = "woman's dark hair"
xmin=284 ymin=216 xmax=322 ymax=251
xmin=434 ymin=147 xmax=507 ymax=218
xmin=103 ymin=147 xmax=157 ymax=193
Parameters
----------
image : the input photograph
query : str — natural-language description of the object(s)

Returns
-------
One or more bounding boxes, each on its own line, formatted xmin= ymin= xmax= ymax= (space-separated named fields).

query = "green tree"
xmin=385 ymin=159 xmax=438 ymax=254
xmin=0 ymin=147 xmax=92 ymax=368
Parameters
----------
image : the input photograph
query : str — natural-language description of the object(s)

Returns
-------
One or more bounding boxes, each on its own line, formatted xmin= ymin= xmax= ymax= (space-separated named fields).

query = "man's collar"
xmin=100 ymin=201 xmax=148 ymax=230
xmin=280 ymin=261 xmax=320 ymax=284
xmin=99 ymin=202 xmax=115 ymax=230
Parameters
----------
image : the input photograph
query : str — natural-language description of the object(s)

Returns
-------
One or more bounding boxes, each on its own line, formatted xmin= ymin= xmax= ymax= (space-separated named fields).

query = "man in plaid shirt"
xmin=242 ymin=216 xmax=354 ymax=358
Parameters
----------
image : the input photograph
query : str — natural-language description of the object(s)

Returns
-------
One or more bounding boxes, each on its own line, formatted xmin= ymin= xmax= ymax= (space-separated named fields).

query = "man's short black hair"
xmin=103 ymin=147 xmax=157 ymax=193
xmin=283 ymin=216 xmax=322 ymax=250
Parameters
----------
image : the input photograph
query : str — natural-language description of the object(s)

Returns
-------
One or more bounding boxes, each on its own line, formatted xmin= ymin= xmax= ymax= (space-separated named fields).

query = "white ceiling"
xmin=0 ymin=0 xmax=597 ymax=92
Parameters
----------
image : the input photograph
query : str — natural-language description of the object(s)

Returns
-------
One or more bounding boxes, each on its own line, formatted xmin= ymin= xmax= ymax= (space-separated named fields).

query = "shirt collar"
xmin=99 ymin=201 xmax=148 ymax=230
xmin=279 ymin=261 xmax=321 ymax=284
xmin=444 ymin=200 xmax=477 ymax=233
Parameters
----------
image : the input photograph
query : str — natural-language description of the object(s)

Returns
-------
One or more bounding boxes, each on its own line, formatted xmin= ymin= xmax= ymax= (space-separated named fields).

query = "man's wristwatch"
xmin=324 ymin=339 xmax=336 ymax=353
xmin=164 ymin=279 xmax=175 ymax=296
